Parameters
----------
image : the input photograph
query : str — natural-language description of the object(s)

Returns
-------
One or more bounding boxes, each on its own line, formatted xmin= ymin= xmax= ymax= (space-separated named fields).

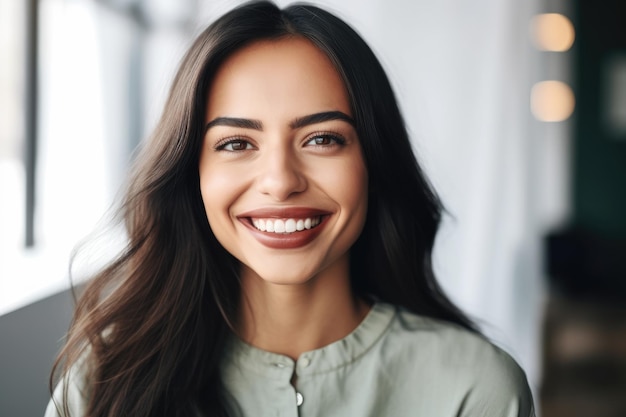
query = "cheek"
xmin=350 ymin=161 xmax=369 ymax=203
xmin=199 ymin=164 xmax=235 ymax=224
xmin=199 ymin=166 xmax=246 ymax=260
xmin=345 ymin=156 xmax=369 ymax=242
xmin=350 ymin=175 xmax=369 ymax=238
xmin=339 ymin=156 xmax=369 ymax=211
xmin=319 ymin=154 xmax=368 ymax=233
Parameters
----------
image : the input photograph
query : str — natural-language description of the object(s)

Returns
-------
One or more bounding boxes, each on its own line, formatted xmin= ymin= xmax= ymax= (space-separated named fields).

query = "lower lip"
xmin=239 ymin=217 xmax=328 ymax=249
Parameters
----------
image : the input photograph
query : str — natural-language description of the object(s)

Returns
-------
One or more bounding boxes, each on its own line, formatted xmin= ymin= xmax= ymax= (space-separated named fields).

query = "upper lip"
xmin=237 ymin=207 xmax=332 ymax=219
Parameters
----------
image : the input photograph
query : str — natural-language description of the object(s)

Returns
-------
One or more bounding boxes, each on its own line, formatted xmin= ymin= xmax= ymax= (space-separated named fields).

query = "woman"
xmin=46 ymin=1 xmax=535 ymax=416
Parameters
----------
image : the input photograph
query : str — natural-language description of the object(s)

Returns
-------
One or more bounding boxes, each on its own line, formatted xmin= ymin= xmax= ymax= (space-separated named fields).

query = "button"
xmin=296 ymin=392 xmax=304 ymax=406
xmin=272 ymin=362 xmax=286 ymax=368
xmin=300 ymin=357 xmax=310 ymax=368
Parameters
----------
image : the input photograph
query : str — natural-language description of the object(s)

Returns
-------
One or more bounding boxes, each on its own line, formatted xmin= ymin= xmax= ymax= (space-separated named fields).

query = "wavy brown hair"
xmin=51 ymin=2 xmax=476 ymax=416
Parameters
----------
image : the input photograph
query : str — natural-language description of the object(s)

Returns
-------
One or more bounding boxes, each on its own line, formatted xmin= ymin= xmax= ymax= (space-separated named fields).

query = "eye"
xmin=304 ymin=133 xmax=346 ymax=147
xmin=215 ymin=139 xmax=255 ymax=152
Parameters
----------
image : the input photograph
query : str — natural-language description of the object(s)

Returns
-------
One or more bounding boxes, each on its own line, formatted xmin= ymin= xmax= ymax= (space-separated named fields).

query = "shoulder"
xmin=375 ymin=304 xmax=535 ymax=416
xmin=44 ymin=357 xmax=91 ymax=417
xmin=386 ymin=306 xmax=527 ymax=379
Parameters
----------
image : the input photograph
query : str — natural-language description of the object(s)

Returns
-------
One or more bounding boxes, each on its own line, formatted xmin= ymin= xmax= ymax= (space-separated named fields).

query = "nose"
xmin=256 ymin=146 xmax=307 ymax=201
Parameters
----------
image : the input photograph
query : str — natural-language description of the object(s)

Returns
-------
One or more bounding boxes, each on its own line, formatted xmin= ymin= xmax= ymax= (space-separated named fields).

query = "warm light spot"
xmin=531 ymin=81 xmax=575 ymax=122
xmin=530 ymin=13 xmax=575 ymax=52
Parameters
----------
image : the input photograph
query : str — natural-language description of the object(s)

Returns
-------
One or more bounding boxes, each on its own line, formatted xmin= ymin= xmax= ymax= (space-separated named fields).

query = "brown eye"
xmin=216 ymin=139 xmax=254 ymax=151
xmin=305 ymin=134 xmax=346 ymax=147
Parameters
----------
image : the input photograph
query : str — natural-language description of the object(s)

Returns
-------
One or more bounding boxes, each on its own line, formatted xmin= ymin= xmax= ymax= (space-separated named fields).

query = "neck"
xmin=236 ymin=257 xmax=370 ymax=360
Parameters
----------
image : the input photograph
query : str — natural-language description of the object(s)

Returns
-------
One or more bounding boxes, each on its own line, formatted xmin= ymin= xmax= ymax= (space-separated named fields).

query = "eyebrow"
xmin=204 ymin=111 xmax=355 ymax=132
xmin=204 ymin=117 xmax=263 ymax=132
xmin=289 ymin=111 xmax=355 ymax=129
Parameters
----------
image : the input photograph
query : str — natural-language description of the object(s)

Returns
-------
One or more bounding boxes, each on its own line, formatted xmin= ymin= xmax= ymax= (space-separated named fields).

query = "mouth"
xmin=237 ymin=208 xmax=331 ymax=249
xmin=249 ymin=216 xmax=323 ymax=234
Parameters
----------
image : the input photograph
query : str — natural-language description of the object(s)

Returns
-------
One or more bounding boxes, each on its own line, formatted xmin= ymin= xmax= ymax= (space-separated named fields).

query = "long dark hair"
xmin=51 ymin=2 xmax=476 ymax=416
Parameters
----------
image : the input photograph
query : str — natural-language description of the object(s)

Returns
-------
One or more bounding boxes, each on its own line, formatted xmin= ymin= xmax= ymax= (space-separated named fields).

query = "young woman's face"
xmin=199 ymin=37 xmax=368 ymax=285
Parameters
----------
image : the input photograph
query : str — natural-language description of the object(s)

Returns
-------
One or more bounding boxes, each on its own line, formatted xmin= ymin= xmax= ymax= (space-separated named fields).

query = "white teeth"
xmin=251 ymin=216 xmax=322 ymax=234
xmin=274 ymin=219 xmax=285 ymax=233
xmin=285 ymin=219 xmax=296 ymax=233
xmin=253 ymin=219 xmax=267 ymax=231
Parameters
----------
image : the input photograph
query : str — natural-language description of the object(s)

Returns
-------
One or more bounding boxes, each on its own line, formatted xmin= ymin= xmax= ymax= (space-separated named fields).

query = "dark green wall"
xmin=573 ymin=0 xmax=626 ymax=238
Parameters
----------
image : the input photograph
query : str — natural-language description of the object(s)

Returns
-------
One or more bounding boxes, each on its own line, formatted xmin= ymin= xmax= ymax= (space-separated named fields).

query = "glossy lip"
xmin=237 ymin=207 xmax=332 ymax=250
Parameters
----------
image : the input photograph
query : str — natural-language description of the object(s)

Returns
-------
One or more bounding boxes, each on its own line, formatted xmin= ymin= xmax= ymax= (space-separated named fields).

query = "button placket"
xmin=294 ymin=356 xmax=311 ymax=410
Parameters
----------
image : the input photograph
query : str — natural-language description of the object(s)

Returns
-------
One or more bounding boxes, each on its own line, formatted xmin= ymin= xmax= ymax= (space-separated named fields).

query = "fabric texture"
xmin=45 ymin=302 xmax=535 ymax=417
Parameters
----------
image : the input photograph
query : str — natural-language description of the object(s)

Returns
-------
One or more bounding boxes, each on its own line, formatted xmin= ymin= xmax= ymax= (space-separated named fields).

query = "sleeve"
xmin=457 ymin=346 xmax=536 ymax=417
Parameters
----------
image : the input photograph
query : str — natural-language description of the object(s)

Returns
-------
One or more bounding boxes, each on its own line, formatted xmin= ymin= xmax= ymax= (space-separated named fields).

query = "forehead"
xmin=206 ymin=37 xmax=352 ymax=121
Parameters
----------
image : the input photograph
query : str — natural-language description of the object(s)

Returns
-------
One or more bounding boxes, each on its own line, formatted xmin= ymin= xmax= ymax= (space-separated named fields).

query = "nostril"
xmin=256 ymin=164 xmax=307 ymax=200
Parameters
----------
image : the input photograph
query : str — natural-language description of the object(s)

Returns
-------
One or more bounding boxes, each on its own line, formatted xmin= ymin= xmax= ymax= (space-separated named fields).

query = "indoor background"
xmin=1 ymin=0 xmax=624 ymax=416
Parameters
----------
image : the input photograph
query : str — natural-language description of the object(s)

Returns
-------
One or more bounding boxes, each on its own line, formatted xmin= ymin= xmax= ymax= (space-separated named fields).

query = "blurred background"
xmin=0 ymin=0 xmax=624 ymax=415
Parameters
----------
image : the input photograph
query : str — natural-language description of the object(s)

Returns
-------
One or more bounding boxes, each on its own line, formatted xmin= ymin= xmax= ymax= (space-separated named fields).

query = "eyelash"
xmin=213 ymin=131 xmax=346 ymax=152
xmin=304 ymin=131 xmax=346 ymax=148
xmin=214 ymin=137 xmax=254 ymax=152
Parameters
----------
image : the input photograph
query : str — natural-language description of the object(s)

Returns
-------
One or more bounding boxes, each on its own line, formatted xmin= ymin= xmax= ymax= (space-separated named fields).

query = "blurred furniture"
xmin=542 ymin=229 xmax=626 ymax=417
xmin=0 ymin=290 xmax=74 ymax=417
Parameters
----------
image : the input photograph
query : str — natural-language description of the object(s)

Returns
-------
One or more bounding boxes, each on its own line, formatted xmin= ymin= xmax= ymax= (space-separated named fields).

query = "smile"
xmin=237 ymin=208 xmax=331 ymax=249
xmin=251 ymin=217 xmax=322 ymax=234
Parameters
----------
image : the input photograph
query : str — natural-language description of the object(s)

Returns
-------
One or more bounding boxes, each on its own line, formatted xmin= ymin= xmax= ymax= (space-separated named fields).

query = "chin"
xmin=254 ymin=270 xmax=316 ymax=286
xmin=240 ymin=261 xmax=324 ymax=286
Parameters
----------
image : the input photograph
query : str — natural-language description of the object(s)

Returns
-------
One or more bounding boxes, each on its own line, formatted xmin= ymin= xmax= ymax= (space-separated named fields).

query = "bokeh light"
xmin=531 ymin=80 xmax=575 ymax=122
xmin=530 ymin=13 xmax=575 ymax=52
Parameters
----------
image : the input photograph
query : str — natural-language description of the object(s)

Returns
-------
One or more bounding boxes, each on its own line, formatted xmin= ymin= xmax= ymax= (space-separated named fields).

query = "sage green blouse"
xmin=45 ymin=302 xmax=535 ymax=417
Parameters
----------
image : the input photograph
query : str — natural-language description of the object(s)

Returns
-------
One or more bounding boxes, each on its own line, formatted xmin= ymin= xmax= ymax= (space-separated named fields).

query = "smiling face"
xmin=199 ymin=37 xmax=368 ymax=286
